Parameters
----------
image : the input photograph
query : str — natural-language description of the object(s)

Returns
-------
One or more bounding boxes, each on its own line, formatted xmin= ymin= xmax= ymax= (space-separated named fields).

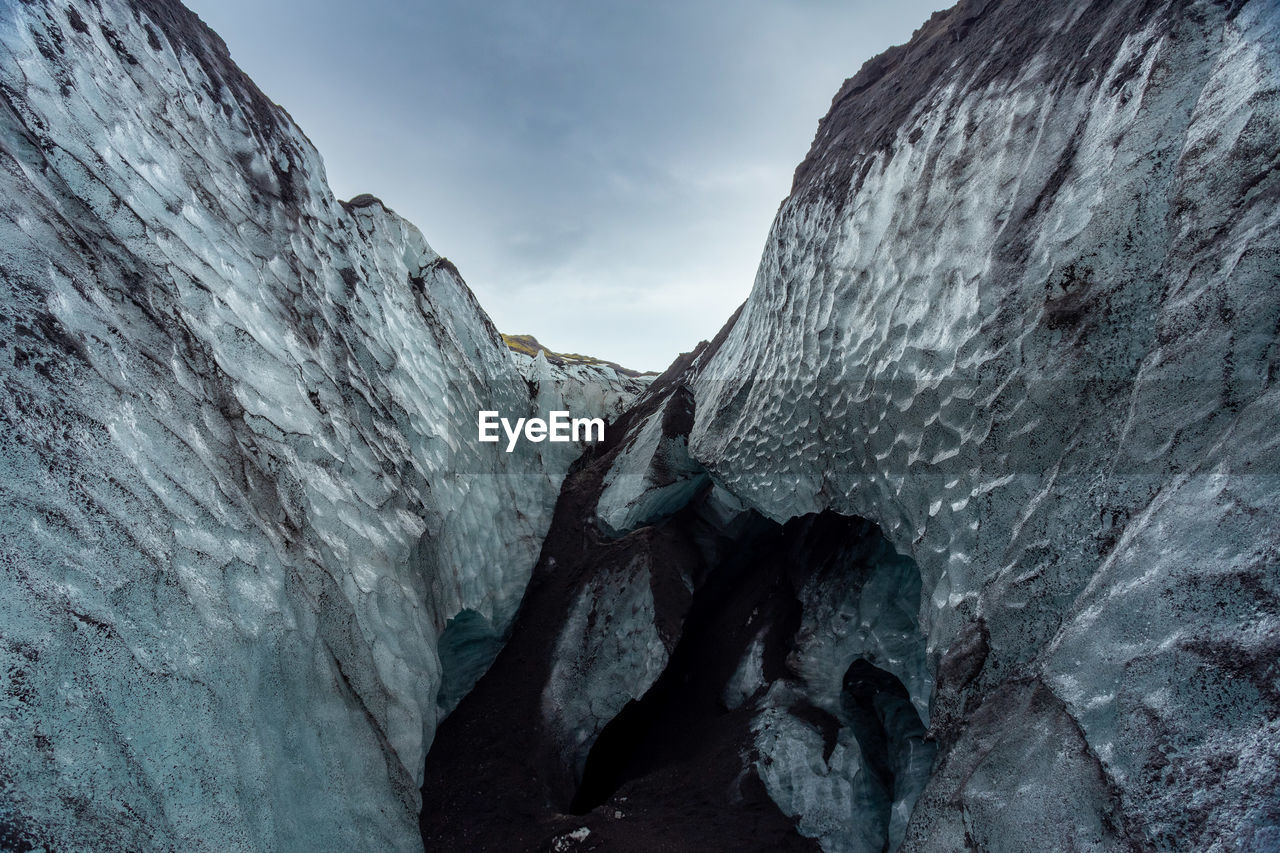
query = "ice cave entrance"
xmin=842 ymin=658 xmax=934 ymax=851
xmin=561 ymin=505 xmax=936 ymax=851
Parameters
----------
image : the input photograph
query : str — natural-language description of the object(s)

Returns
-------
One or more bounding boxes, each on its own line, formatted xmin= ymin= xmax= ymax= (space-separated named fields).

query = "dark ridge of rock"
xmin=790 ymin=0 xmax=1244 ymax=208
xmin=124 ymin=0 xmax=314 ymax=208
xmin=344 ymin=193 xmax=389 ymax=210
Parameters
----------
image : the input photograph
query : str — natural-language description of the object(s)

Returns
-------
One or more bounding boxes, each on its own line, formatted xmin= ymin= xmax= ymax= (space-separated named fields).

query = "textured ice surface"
xmin=0 ymin=2 xmax=604 ymax=850
xmin=434 ymin=608 xmax=505 ymax=716
xmin=543 ymin=551 xmax=672 ymax=778
xmin=780 ymin=534 xmax=935 ymax=852
xmin=691 ymin=0 xmax=1280 ymax=848
xmin=505 ymin=350 xmax=647 ymax=497
xmin=790 ymin=535 xmax=931 ymax=727
xmin=722 ymin=630 xmax=766 ymax=711
xmin=595 ymin=387 xmax=709 ymax=537
xmin=733 ymin=521 xmax=934 ymax=853
xmin=512 ymin=348 xmax=648 ymax=429
xmin=754 ymin=681 xmax=888 ymax=853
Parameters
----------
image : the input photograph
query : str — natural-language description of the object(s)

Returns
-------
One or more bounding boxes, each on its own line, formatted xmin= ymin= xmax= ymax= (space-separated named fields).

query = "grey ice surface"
xmin=691 ymin=1 xmax=1280 ymax=849
xmin=2 ymin=0 xmax=1279 ymax=851
xmin=0 ymin=1 xmax=628 ymax=850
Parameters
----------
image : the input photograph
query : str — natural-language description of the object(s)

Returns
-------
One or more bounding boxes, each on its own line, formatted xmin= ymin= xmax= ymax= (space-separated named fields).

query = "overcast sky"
xmin=184 ymin=1 xmax=941 ymax=372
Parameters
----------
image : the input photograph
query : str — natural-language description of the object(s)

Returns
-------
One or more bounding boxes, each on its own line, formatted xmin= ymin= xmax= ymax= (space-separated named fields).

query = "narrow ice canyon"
xmin=0 ymin=0 xmax=1277 ymax=851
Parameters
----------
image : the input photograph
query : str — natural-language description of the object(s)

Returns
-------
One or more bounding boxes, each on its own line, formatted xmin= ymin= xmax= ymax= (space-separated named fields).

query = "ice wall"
xmin=691 ymin=0 xmax=1280 ymax=848
xmin=0 ymin=1 xmax=608 ymax=850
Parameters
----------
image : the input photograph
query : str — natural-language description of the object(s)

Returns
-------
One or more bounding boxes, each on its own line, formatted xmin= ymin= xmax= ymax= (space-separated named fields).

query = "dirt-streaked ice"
xmin=0 ymin=2 xmax=637 ymax=851
xmin=691 ymin=1 xmax=1280 ymax=848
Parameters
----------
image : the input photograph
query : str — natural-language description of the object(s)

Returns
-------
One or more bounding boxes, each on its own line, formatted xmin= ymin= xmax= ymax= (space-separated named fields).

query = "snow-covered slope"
xmin=690 ymin=0 xmax=1280 ymax=848
xmin=0 ymin=1 xmax=608 ymax=850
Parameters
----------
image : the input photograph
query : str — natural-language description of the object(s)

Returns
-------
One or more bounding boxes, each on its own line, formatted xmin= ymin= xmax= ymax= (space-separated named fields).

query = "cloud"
xmin=186 ymin=0 xmax=943 ymax=372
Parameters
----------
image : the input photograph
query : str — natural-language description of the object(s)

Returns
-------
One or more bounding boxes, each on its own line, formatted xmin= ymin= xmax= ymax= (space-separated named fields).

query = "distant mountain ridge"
xmin=502 ymin=333 xmax=657 ymax=378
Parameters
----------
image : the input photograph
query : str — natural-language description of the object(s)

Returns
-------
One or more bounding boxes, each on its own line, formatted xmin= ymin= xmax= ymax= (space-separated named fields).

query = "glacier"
xmin=423 ymin=0 xmax=1280 ymax=851
xmin=0 ymin=0 xmax=640 ymax=850
xmin=420 ymin=333 xmax=945 ymax=852
xmin=3 ymin=0 xmax=1279 ymax=850
xmin=689 ymin=0 xmax=1280 ymax=849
